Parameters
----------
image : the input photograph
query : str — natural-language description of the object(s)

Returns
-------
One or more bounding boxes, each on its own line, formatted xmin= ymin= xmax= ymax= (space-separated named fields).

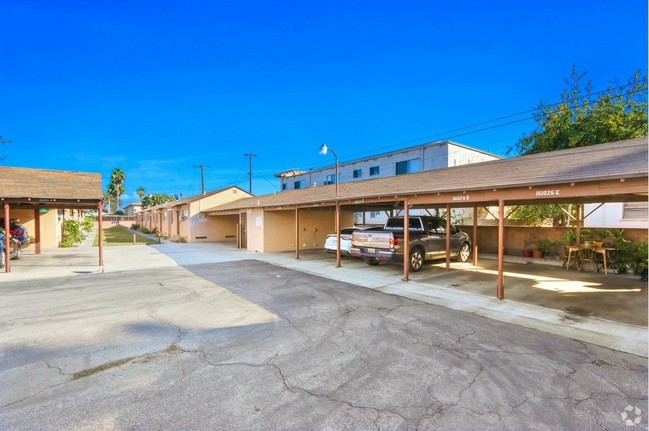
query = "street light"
xmin=318 ymin=144 xmax=338 ymax=198
xmin=319 ymin=144 xmax=341 ymax=267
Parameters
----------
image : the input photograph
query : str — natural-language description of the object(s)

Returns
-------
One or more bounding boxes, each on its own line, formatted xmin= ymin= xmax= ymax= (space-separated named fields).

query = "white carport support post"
xmin=402 ymin=200 xmax=410 ymax=281
xmin=497 ymin=199 xmax=505 ymax=300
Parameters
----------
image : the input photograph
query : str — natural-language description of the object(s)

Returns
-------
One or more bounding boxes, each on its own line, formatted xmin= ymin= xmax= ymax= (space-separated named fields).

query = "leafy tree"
xmin=141 ymin=193 xmax=174 ymax=209
xmin=508 ymin=68 xmax=647 ymax=225
xmin=107 ymin=168 xmax=127 ymax=212
xmin=511 ymin=68 xmax=647 ymax=155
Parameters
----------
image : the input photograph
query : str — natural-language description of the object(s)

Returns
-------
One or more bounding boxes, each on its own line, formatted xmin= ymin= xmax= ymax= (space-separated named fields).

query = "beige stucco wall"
xmin=39 ymin=210 xmax=60 ymax=249
xmin=461 ymin=225 xmax=648 ymax=256
xmin=246 ymin=209 xmax=265 ymax=252
xmin=189 ymin=213 xmax=239 ymax=242
xmin=249 ymin=208 xmax=355 ymax=253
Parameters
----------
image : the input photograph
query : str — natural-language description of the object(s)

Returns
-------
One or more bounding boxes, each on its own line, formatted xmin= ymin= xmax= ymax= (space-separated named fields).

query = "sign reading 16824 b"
xmin=535 ymin=189 xmax=560 ymax=197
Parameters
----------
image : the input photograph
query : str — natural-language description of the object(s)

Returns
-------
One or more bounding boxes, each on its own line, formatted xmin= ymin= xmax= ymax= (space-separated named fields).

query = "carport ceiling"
xmin=0 ymin=166 xmax=103 ymax=209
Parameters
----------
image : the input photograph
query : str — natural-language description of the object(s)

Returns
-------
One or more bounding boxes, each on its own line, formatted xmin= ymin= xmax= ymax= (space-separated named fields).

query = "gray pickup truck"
xmin=349 ymin=216 xmax=471 ymax=272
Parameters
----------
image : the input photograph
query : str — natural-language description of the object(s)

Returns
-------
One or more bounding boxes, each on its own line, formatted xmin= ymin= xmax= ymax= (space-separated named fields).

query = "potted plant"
xmin=534 ymin=239 xmax=556 ymax=258
xmin=522 ymin=237 xmax=535 ymax=257
xmin=563 ymin=229 xmax=577 ymax=245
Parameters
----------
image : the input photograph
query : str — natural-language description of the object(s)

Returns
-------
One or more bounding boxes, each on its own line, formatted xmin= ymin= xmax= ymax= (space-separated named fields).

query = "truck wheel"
xmin=456 ymin=243 xmax=470 ymax=262
xmin=366 ymin=257 xmax=380 ymax=266
xmin=409 ymin=248 xmax=425 ymax=272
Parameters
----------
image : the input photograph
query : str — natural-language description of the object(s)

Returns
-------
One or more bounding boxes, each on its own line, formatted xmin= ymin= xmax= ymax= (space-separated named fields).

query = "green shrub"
xmin=82 ymin=216 xmax=96 ymax=232
xmin=61 ymin=219 xmax=85 ymax=247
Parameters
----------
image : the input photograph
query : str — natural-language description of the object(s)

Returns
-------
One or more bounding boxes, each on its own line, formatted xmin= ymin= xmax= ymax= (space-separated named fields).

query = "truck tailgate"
xmin=352 ymin=230 xmax=392 ymax=249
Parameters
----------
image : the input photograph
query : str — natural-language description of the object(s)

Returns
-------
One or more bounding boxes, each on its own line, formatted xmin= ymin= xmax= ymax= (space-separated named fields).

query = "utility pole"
xmin=244 ymin=153 xmax=256 ymax=194
xmin=194 ymin=164 xmax=208 ymax=195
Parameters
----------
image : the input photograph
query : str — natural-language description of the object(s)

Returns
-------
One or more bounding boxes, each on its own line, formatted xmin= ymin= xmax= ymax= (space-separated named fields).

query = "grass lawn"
xmin=94 ymin=226 xmax=159 ymax=246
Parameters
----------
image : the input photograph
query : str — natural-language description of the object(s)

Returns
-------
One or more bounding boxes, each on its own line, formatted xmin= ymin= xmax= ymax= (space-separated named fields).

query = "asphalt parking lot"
xmin=0 ymin=240 xmax=647 ymax=430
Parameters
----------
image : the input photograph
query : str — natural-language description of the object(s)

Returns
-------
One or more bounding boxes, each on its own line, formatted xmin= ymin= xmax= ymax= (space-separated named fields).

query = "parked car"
xmin=324 ymin=226 xmax=383 ymax=255
xmin=324 ymin=227 xmax=358 ymax=255
xmin=350 ymin=216 xmax=471 ymax=272
xmin=0 ymin=219 xmax=30 ymax=247
xmin=0 ymin=228 xmax=22 ymax=267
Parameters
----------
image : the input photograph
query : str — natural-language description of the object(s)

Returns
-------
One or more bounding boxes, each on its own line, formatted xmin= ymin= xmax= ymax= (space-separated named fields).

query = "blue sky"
xmin=1 ymin=1 xmax=647 ymax=206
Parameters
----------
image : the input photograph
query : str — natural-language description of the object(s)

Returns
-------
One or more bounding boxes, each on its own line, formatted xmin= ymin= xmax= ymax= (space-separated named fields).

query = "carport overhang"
xmin=0 ymin=167 xmax=103 ymax=272
xmin=203 ymin=138 xmax=648 ymax=299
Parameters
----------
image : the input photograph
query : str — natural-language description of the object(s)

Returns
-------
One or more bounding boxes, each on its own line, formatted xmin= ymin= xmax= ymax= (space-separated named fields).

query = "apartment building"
xmin=275 ymin=140 xmax=501 ymax=224
xmin=275 ymin=140 xmax=500 ymax=191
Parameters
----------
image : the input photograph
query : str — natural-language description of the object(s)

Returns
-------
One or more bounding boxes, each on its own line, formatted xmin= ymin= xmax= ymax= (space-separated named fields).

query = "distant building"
xmin=136 ymin=186 xmax=252 ymax=242
xmin=584 ymin=202 xmax=648 ymax=229
xmin=276 ymin=140 xmax=500 ymax=192
xmin=123 ymin=202 xmax=142 ymax=216
xmin=275 ymin=140 xmax=501 ymax=224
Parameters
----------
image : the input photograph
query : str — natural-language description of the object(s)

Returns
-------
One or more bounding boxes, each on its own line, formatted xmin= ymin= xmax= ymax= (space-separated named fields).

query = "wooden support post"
xmin=445 ymin=204 xmax=451 ymax=270
xmin=335 ymin=203 xmax=341 ymax=268
xmin=402 ymin=200 xmax=410 ymax=281
xmin=98 ymin=202 xmax=104 ymax=267
xmin=472 ymin=206 xmax=478 ymax=266
xmin=497 ymin=199 xmax=505 ymax=300
xmin=295 ymin=208 xmax=300 ymax=260
xmin=34 ymin=207 xmax=42 ymax=255
xmin=4 ymin=204 xmax=10 ymax=272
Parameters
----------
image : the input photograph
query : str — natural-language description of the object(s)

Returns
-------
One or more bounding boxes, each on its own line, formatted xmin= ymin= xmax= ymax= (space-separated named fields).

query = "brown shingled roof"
xmin=0 ymin=167 xmax=103 ymax=201
xmin=205 ymin=137 xmax=648 ymax=213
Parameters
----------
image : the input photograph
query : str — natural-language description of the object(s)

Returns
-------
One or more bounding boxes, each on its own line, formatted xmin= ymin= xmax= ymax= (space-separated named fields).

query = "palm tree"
xmin=136 ymin=186 xmax=146 ymax=201
xmin=108 ymin=168 xmax=126 ymax=212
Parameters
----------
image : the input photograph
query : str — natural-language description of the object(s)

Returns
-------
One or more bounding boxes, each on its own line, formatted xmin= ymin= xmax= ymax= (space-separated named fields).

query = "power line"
xmin=158 ymin=80 xmax=649 ymax=196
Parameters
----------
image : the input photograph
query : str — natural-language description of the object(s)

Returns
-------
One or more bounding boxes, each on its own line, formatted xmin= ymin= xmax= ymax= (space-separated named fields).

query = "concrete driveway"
xmin=0 ymin=240 xmax=647 ymax=430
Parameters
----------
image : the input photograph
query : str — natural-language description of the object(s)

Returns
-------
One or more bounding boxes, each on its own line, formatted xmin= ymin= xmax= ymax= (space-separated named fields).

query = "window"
xmin=395 ymin=159 xmax=421 ymax=175
xmin=282 ymin=183 xmax=287 ymax=190
xmin=294 ymin=180 xmax=305 ymax=189
xmin=623 ymin=202 xmax=648 ymax=219
xmin=427 ymin=220 xmax=445 ymax=233
xmin=369 ymin=166 xmax=380 ymax=176
xmin=353 ymin=169 xmax=362 ymax=178
xmin=325 ymin=174 xmax=336 ymax=185
xmin=369 ymin=211 xmax=382 ymax=217
xmin=385 ymin=218 xmax=423 ymax=230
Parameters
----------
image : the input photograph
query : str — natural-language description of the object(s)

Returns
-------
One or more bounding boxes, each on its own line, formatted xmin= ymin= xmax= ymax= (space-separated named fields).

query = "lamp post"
xmin=319 ymin=144 xmax=341 ymax=267
xmin=318 ymin=144 xmax=338 ymax=197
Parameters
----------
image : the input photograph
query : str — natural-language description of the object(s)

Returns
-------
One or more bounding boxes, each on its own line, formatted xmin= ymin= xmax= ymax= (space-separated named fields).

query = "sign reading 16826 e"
xmin=535 ymin=189 xmax=561 ymax=197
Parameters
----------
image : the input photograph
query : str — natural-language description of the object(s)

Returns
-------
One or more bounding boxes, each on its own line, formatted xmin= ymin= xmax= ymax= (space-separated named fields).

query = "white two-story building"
xmin=275 ymin=140 xmax=501 ymax=224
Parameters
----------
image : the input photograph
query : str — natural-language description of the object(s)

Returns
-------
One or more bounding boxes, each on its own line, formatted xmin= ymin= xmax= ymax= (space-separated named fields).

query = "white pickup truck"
xmin=349 ymin=216 xmax=471 ymax=271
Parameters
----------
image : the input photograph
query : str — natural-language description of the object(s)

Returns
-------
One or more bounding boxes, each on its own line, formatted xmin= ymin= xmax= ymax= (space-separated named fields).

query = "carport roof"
xmin=0 ymin=166 xmax=102 ymax=208
xmin=204 ymin=137 xmax=648 ymax=213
